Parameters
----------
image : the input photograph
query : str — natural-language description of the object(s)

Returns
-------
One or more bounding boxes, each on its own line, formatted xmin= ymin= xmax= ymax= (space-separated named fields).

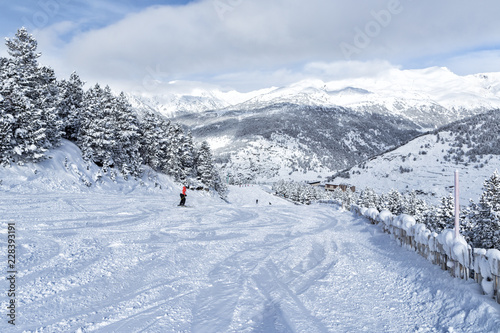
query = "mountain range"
xmin=127 ymin=67 xmax=500 ymax=184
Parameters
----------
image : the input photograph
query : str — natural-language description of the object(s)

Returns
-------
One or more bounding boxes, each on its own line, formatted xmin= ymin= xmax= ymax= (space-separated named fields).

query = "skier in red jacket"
xmin=179 ymin=186 xmax=187 ymax=206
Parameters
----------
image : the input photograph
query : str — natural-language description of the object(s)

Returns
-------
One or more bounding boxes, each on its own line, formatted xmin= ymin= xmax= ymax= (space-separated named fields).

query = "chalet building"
xmin=308 ymin=181 xmax=322 ymax=187
xmin=325 ymin=184 xmax=356 ymax=192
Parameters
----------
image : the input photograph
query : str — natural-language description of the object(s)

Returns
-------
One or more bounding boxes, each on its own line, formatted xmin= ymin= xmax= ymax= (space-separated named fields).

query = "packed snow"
xmin=1 ymin=145 xmax=500 ymax=332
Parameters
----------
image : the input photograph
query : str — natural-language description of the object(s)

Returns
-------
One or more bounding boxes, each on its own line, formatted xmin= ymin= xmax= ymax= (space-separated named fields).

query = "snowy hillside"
xmin=332 ymin=109 xmax=500 ymax=205
xmin=0 ymin=140 xmax=176 ymax=195
xmin=1 ymin=149 xmax=500 ymax=331
xmin=173 ymin=103 xmax=420 ymax=184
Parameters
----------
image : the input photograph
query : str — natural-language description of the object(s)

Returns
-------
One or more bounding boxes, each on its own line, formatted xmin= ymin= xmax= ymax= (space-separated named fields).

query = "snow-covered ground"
xmin=2 ymin=178 xmax=500 ymax=332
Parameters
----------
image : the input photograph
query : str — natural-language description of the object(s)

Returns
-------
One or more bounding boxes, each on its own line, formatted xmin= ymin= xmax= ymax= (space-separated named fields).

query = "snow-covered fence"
xmin=351 ymin=205 xmax=500 ymax=303
xmin=473 ymin=249 xmax=500 ymax=301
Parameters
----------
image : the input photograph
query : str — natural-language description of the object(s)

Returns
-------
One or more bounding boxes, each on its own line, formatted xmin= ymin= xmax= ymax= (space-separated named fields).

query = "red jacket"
xmin=182 ymin=186 xmax=187 ymax=195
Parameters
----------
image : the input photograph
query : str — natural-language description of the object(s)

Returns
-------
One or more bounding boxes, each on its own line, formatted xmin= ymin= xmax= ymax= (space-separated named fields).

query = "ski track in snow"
xmin=1 ymin=186 xmax=500 ymax=332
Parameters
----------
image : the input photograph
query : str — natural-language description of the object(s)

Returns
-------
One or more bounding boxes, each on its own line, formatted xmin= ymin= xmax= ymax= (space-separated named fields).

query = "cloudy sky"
xmin=1 ymin=0 xmax=500 ymax=94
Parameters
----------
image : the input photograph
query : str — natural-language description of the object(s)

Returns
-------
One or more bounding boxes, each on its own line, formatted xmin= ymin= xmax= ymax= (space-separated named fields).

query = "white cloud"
xmin=445 ymin=50 xmax=500 ymax=75
xmin=11 ymin=0 xmax=500 ymax=92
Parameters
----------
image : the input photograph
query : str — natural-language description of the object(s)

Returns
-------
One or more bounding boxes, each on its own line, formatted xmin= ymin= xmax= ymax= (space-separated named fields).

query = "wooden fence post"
xmin=494 ymin=258 xmax=500 ymax=304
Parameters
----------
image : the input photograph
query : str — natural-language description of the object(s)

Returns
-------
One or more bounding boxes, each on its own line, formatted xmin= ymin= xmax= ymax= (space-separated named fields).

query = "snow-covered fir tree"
xmin=480 ymin=170 xmax=500 ymax=213
xmin=0 ymin=27 xmax=62 ymax=162
xmin=37 ymin=65 xmax=63 ymax=146
xmin=376 ymin=192 xmax=389 ymax=212
xmin=196 ymin=141 xmax=217 ymax=188
xmin=78 ymin=86 xmax=145 ymax=179
xmin=358 ymin=187 xmax=379 ymax=208
xmin=470 ymin=171 xmax=500 ymax=249
xmin=113 ymin=92 xmax=142 ymax=178
xmin=0 ymin=114 xmax=12 ymax=165
xmin=0 ymin=54 xmax=11 ymax=164
xmin=401 ymin=190 xmax=428 ymax=223
xmin=58 ymin=72 xmax=84 ymax=141
xmin=272 ymin=180 xmax=361 ymax=206
xmin=78 ymin=84 xmax=112 ymax=171
xmin=163 ymin=123 xmax=183 ymax=180
xmin=179 ymin=130 xmax=196 ymax=180
xmin=438 ymin=194 xmax=455 ymax=229
xmin=139 ymin=112 xmax=164 ymax=171
xmin=425 ymin=194 xmax=455 ymax=233
xmin=385 ymin=189 xmax=403 ymax=215
xmin=0 ymin=28 xmax=227 ymax=195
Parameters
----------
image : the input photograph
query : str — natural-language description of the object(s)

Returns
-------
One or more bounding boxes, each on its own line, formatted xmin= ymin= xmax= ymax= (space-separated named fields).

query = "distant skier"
xmin=179 ymin=186 xmax=187 ymax=206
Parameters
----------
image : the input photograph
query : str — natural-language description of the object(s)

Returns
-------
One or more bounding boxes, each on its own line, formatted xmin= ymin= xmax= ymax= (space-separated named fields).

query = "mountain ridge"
xmin=128 ymin=67 xmax=500 ymax=127
xmin=126 ymin=67 xmax=500 ymax=184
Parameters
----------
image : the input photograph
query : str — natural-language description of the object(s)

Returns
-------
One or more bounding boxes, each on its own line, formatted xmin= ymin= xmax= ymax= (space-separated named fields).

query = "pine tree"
xmin=423 ymin=205 xmax=439 ymax=232
xmin=139 ymin=112 xmax=163 ymax=171
xmin=472 ymin=171 xmax=500 ymax=249
xmin=459 ymin=202 xmax=475 ymax=244
xmin=0 ymin=27 xmax=62 ymax=162
xmin=164 ymin=124 xmax=183 ymax=180
xmin=156 ymin=120 xmax=177 ymax=177
xmin=402 ymin=190 xmax=427 ymax=223
xmin=179 ymin=130 xmax=196 ymax=180
xmin=113 ymin=92 xmax=142 ymax=178
xmin=273 ymin=180 xmax=286 ymax=196
xmin=58 ymin=72 xmax=84 ymax=141
xmin=78 ymin=84 xmax=114 ymax=171
xmin=436 ymin=194 xmax=455 ymax=231
xmin=0 ymin=114 xmax=12 ymax=165
xmin=376 ymin=192 xmax=389 ymax=212
xmin=386 ymin=189 xmax=403 ymax=215
xmin=358 ymin=187 xmax=378 ymax=208
xmin=480 ymin=170 xmax=500 ymax=213
xmin=78 ymin=85 xmax=143 ymax=178
xmin=37 ymin=65 xmax=63 ymax=147
xmin=0 ymin=55 xmax=12 ymax=163
xmin=196 ymin=141 xmax=214 ymax=187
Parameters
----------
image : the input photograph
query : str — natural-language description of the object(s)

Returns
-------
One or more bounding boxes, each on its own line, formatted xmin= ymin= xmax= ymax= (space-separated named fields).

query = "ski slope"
xmin=1 ymin=184 xmax=500 ymax=332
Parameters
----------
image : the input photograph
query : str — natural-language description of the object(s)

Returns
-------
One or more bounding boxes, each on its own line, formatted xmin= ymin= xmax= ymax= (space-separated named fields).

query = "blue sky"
xmin=0 ymin=1 xmax=192 ymax=39
xmin=1 ymin=0 xmax=500 ymax=94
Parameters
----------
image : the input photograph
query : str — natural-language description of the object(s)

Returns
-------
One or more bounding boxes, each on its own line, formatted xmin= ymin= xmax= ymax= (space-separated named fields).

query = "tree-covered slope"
xmin=173 ymin=102 xmax=421 ymax=183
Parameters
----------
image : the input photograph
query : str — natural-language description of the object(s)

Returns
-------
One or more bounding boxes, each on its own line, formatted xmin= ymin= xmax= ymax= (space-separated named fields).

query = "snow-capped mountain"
xmin=128 ymin=67 xmax=500 ymax=183
xmin=127 ymin=86 xmax=275 ymax=117
xmin=127 ymin=90 xmax=230 ymax=117
xmin=130 ymin=67 xmax=500 ymax=127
